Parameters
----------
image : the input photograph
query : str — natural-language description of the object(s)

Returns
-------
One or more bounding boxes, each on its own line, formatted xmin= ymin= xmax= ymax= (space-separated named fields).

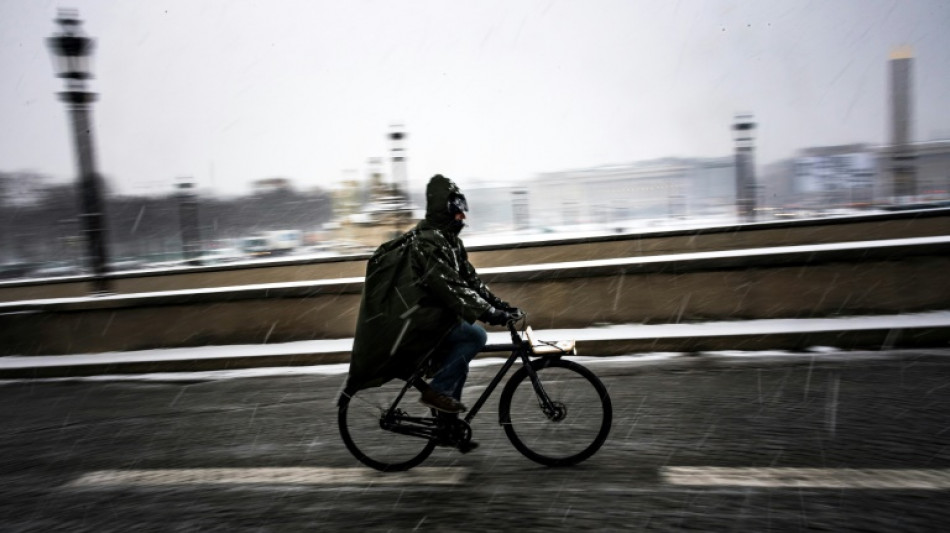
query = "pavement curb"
xmin=2 ymin=324 xmax=948 ymax=379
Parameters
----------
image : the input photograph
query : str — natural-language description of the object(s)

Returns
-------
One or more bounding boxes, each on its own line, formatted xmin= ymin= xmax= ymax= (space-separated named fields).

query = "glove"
xmin=506 ymin=307 xmax=525 ymax=320
xmin=480 ymin=306 xmax=513 ymax=326
xmin=492 ymin=299 xmax=523 ymax=318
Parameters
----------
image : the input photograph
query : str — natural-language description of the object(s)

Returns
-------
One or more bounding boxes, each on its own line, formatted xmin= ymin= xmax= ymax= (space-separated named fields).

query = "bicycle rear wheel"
xmin=338 ymin=380 xmax=436 ymax=472
xmin=499 ymin=358 xmax=612 ymax=467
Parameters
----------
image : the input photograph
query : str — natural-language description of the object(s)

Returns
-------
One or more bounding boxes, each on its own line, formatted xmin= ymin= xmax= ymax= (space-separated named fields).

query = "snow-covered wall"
xmin=1 ymin=236 xmax=948 ymax=356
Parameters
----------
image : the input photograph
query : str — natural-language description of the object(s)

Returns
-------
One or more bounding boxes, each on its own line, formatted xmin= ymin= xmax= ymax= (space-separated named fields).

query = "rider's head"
xmin=426 ymin=174 xmax=468 ymax=234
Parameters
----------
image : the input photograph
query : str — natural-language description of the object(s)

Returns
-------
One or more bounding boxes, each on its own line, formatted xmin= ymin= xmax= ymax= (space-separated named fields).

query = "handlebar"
xmin=506 ymin=311 xmax=527 ymax=344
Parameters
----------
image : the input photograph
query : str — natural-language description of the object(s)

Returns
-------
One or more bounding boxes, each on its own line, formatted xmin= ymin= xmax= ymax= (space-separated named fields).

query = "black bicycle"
xmin=338 ymin=319 xmax=612 ymax=472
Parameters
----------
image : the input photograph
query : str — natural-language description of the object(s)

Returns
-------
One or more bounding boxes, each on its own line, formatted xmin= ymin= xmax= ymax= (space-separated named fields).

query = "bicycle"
xmin=338 ymin=317 xmax=612 ymax=472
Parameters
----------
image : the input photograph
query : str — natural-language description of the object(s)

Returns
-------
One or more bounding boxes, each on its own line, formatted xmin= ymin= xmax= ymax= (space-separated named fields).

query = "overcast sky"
xmin=2 ymin=0 xmax=949 ymax=196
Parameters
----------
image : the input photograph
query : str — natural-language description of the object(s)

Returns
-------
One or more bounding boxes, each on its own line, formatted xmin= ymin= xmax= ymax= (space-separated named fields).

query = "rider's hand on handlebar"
xmin=480 ymin=306 xmax=516 ymax=326
xmin=492 ymin=299 xmax=524 ymax=320
xmin=506 ymin=307 xmax=525 ymax=321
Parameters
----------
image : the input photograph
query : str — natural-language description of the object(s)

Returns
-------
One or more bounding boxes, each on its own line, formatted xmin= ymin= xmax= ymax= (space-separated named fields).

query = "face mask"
xmin=448 ymin=219 xmax=466 ymax=234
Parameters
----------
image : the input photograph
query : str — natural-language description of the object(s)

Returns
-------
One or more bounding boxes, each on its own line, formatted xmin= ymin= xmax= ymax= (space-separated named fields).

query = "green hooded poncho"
xmin=345 ymin=175 xmax=504 ymax=392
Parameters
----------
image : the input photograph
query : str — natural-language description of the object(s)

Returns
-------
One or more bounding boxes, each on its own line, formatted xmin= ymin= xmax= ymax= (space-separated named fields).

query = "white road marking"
xmin=63 ymin=466 xmax=950 ymax=491
xmin=65 ymin=467 xmax=467 ymax=488
xmin=663 ymin=467 xmax=950 ymax=490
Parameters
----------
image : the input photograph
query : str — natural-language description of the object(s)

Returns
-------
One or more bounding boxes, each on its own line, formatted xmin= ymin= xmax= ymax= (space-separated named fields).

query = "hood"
xmin=424 ymin=174 xmax=463 ymax=229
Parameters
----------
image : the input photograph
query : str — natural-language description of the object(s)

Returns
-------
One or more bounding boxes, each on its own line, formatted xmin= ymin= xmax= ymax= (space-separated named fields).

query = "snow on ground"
xmin=478 ymin=235 xmax=950 ymax=275
xmin=529 ymin=310 xmax=950 ymax=340
xmin=461 ymin=211 xmax=897 ymax=247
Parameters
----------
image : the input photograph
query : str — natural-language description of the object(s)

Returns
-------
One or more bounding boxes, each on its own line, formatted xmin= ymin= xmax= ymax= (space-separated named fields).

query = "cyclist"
xmin=347 ymin=174 xmax=522 ymax=423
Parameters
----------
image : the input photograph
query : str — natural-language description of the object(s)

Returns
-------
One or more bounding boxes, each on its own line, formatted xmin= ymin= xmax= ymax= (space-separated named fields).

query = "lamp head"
xmin=48 ymin=9 xmax=95 ymax=81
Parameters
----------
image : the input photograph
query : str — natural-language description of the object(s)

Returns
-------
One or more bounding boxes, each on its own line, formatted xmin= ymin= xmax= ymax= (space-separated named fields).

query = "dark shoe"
xmin=419 ymin=389 xmax=467 ymax=414
xmin=457 ymin=440 xmax=480 ymax=454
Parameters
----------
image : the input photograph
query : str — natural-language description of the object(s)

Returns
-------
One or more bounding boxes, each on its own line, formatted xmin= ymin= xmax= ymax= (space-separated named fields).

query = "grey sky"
xmin=2 ymin=0 xmax=949 ymax=196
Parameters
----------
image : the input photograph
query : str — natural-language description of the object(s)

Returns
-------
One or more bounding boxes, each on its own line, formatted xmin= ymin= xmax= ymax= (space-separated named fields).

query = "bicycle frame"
xmin=381 ymin=322 xmax=565 ymax=438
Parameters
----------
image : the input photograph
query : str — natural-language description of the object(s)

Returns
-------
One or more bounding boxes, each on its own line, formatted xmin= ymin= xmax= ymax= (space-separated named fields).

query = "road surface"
xmin=1 ymin=349 xmax=948 ymax=531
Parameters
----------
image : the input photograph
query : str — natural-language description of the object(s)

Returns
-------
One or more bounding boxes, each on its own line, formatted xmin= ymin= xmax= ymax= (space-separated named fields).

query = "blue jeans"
xmin=429 ymin=321 xmax=487 ymax=400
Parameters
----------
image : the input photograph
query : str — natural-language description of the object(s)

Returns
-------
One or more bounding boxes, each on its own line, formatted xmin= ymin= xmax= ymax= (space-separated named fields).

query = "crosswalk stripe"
xmin=663 ymin=467 xmax=950 ymax=489
xmin=65 ymin=467 xmax=467 ymax=487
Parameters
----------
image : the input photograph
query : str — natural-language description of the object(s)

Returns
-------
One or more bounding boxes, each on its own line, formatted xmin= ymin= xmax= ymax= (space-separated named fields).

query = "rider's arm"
xmin=457 ymin=243 xmax=507 ymax=309
xmin=413 ymin=233 xmax=491 ymax=324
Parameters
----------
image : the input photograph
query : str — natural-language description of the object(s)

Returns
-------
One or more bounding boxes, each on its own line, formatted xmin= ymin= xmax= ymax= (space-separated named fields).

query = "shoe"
xmin=419 ymin=389 xmax=467 ymax=414
xmin=457 ymin=440 xmax=480 ymax=454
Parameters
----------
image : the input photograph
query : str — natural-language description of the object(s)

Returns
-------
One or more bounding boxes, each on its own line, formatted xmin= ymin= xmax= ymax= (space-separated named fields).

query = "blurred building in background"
xmin=526 ymin=157 xmax=736 ymax=228
xmin=328 ymin=128 xmax=419 ymax=248
xmin=792 ymin=144 xmax=876 ymax=209
xmin=757 ymin=139 xmax=950 ymax=214
xmin=457 ymin=157 xmax=736 ymax=233
xmin=909 ymin=140 xmax=950 ymax=201
xmin=331 ymin=175 xmax=364 ymax=224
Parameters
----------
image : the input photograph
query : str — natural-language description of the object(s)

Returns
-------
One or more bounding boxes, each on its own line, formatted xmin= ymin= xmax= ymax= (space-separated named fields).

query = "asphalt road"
xmin=1 ymin=350 xmax=949 ymax=532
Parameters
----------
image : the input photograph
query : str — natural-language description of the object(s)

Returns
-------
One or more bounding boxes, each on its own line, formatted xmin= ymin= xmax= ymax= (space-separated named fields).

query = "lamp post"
xmin=732 ymin=114 xmax=758 ymax=223
xmin=176 ymin=178 xmax=202 ymax=265
xmin=512 ymin=188 xmax=530 ymax=230
xmin=47 ymin=9 xmax=111 ymax=293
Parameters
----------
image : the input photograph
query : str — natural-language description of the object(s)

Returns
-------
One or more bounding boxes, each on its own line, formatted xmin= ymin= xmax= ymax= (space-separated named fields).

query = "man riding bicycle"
xmin=347 ymin=174 xmax=522 ymax=422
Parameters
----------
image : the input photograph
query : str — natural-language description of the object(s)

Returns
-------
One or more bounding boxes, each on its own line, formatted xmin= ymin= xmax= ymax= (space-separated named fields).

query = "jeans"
xmin=429 ymin=321 xmax=487 ymax=400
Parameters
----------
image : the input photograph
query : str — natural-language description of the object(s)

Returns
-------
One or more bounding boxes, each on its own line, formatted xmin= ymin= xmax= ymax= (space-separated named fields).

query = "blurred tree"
xmin=0 ymin=171 xmax=335 ymax=272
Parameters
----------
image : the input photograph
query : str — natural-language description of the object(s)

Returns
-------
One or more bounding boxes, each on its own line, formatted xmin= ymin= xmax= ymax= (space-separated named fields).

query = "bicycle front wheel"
xmin=338 ymin=380 xmax=436 ymax=472
xmin=499 ymin=358 xmax=612 ymax=467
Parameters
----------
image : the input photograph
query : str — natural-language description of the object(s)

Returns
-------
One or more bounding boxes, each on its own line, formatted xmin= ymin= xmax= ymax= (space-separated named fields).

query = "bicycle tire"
xmin=338 ymin=379 xmax=437 ymax=472
xmin=499 ymin=358 xmax=612 ymax=467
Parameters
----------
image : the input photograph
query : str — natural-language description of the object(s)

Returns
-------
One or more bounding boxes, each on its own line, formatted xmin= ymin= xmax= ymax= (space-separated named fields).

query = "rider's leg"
xmin=429 ymin=321 xmax=487 ymax=401
xmin=425 ymin=322 xmax=486 ymax=452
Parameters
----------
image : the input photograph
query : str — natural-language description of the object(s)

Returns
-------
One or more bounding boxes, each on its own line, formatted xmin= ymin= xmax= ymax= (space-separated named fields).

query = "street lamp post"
xmin=176 ymin=178 xmax=202 ymax=265
xmin=47 ymin=9 xmax=111 ymax=294
xmin=732 ymin=114 xmax=758 ymax=223
xmin=512 ymin=188 xmax=530 ymax=231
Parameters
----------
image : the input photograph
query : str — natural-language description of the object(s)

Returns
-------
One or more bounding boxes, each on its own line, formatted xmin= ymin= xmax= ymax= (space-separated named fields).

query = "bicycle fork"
xmin=522 ymin=354 xmax=567 ymax=421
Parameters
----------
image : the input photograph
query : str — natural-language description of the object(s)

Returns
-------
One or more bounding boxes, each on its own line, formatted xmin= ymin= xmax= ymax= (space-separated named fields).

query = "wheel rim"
xmin=503 ymin=361 xmax=611 ymax=465
xmin=339 ymin=380 xmax=436 ymax=471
